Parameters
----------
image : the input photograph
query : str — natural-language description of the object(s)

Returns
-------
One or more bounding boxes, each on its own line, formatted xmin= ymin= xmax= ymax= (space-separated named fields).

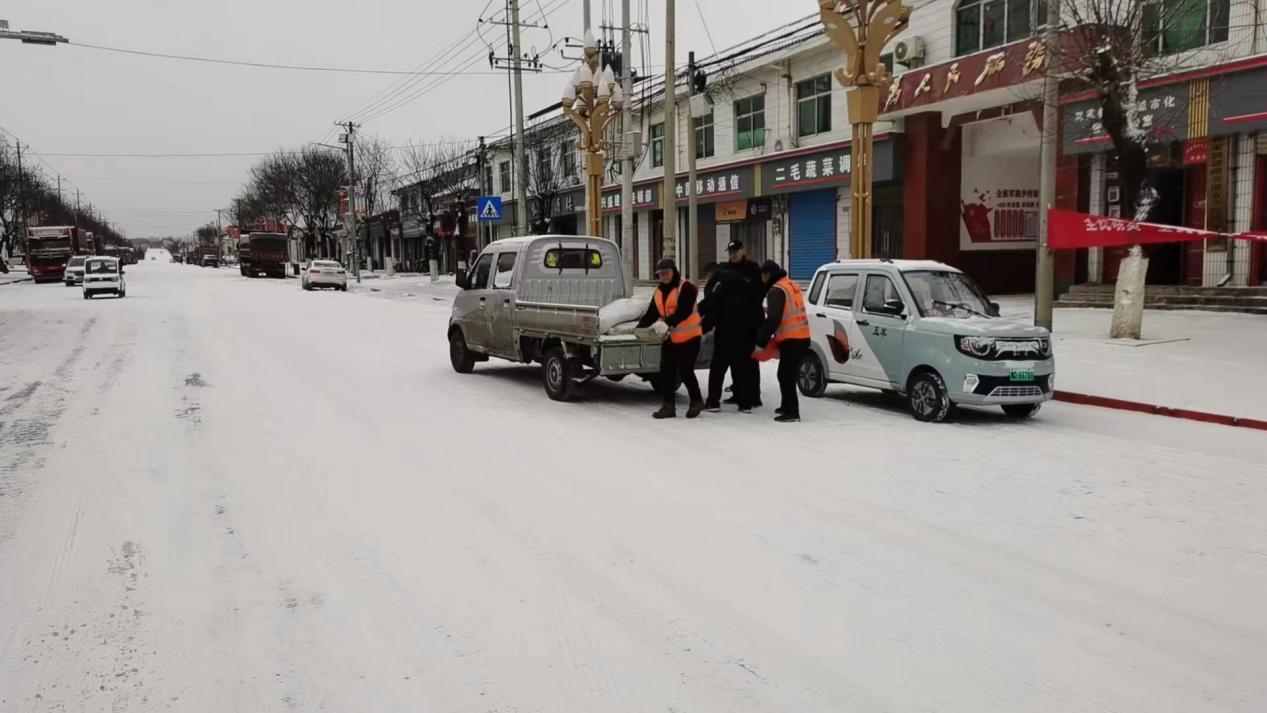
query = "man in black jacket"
xmin=756 ymin=260 xmax=809 ymax=423
xmin=637 ymin=258 xmax=704 ymax=419
xmin=699 ymin=262 xmax=760 ymax=412
xmin=723 ymin=240 xmax=764 ymax=407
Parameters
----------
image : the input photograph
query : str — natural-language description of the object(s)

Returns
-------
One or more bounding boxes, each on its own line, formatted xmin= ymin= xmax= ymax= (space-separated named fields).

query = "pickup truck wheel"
xmin=908 ymin=371 xmax=954 ymax=423
xmin=797 ymin=352 xmax=828 ymax=398
xmin=449 ymin=331 xmax=476 ymax=374
xmin=1002 ymin=403 xmax=1041 ymax=419
xmin=543 ymin=349 xmax=577 ymax=401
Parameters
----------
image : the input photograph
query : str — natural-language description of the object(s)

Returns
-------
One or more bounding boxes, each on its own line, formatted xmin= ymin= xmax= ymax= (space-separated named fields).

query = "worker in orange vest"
xmin=636 ymin=258 xmax=705 ymax=419
xmin=755 ymin=260 xmax=811 ymax=422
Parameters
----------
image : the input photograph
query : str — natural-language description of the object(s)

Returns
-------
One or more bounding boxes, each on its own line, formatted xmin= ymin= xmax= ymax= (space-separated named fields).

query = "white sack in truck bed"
xmin=598 ymin=297 xmax=648 ymax=334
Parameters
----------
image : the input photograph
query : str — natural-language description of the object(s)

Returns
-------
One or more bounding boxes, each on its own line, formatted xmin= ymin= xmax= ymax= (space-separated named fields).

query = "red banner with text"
xmin=1047 ymin=209 xmax=1267 ymax=250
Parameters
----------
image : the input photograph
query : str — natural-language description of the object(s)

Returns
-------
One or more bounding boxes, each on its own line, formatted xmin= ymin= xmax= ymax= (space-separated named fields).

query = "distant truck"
xmin=25 ymin=226 xmax=93 ymax=283
xmin=238 ymin=232 xmax=288 ymax=278
xmin=192 ymin=245 xmax=220 ymax=268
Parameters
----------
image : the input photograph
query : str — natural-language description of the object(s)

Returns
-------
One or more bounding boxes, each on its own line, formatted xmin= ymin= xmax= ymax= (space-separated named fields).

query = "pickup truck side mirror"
xmin=988 ymin=301 xmax=1001 ymax=317
xmin=455 ymin=268 xmax=469 ymax=290
xmin=880 ymin=298 xmax=906 ymax=318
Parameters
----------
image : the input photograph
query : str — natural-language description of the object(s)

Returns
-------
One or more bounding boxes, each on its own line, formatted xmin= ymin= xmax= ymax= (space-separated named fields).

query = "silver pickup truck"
xmin=448 ymin=235 xmax=709 ymax=401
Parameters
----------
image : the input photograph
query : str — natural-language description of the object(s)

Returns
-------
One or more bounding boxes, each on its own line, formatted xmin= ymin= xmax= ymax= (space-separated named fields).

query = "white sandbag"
xmin=607 ymin=320 xmax=667 ymax=339
xmin=599 ymin=297 xmax=649 ymax=334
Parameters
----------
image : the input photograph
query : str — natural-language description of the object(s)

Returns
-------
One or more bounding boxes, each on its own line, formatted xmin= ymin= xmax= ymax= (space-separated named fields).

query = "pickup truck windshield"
xmin=903 ymin=270 xmax=993 ymax=319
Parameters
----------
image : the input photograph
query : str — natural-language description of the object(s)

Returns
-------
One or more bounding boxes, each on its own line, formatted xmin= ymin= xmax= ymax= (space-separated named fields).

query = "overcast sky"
xmin=1 ymin=0 xmax=812 ymax=237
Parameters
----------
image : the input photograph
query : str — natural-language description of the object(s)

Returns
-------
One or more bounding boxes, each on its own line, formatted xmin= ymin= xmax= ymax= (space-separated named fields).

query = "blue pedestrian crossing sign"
xmin=476 ymin=196 xmax=503 ymax=223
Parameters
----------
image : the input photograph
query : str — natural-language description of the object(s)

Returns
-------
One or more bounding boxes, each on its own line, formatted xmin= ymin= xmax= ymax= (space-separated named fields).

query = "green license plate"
xmin=1010 ymin=370 xmax=1035 ymax=383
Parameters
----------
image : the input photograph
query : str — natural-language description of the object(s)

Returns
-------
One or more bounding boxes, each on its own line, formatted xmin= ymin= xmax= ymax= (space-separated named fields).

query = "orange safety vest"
xmin=755 ymin=277 xmax=810 ymax=361
xmin=654 ymin=282 xmax=704 ymax=344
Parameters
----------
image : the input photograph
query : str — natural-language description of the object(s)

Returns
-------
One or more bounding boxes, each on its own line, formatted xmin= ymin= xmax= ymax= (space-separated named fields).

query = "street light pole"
xmin=620 ymin=0 xmax=635 ymax=290
xmin=818 ymin=0 xmax=910 ymax=260
xmin=561 ymin=31 xmax=625 ymax=239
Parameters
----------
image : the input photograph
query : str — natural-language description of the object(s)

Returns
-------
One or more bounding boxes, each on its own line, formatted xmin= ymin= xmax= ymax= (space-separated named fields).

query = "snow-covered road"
xmin=2 ymin=261 xmax=1264 ymax=712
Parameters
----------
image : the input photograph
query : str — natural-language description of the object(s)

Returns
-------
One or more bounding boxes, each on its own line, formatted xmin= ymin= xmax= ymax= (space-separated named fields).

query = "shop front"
xmin=674 ymin=165 xmax=757 ymax=277
xmin=760 ymin=140 xmax=900 ymax=281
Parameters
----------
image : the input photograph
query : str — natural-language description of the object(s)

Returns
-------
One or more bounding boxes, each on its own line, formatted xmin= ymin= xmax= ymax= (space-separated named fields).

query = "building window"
xmin=651 ymin=122 xmax=665 ymax=167
xmin=796 ymin=74 xmax=833 ymax=138
xmin=499 ymin=161 xmax=511 ymax=194
xmin=536 ymin=147 xmax=552 ymax=184
xmin=559 ymin=141 xmax=577 ymax=178
xmin=955 ymin=0 xmax=1047 ymax=56
xmin=692 ymin=113 xmax=715 ymax=158
xmin=735 ymin=95 xmax=766 ymax=151
xmin=1143 ymin=0 xmax=1230 ymax=54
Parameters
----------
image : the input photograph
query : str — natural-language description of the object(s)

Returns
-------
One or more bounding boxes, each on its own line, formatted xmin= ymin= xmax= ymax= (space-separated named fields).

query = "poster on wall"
xmin=959 ymin=114 xmax=1041 ymax=251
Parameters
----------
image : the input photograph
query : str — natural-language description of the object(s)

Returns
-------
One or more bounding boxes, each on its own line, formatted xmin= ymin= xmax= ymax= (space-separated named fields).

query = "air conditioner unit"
xmin=893 ymin=36 xmax=925 ymax=66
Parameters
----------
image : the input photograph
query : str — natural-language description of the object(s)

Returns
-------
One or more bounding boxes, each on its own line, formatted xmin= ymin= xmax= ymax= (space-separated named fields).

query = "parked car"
xmin=301 ymin=260 xmax=348 ymax=291
xmin=63 ymin=255 xmax=88 ymax=286
xmin=82 ymin=256 xmax=126 ymax=299
xmin=795 ymin=260 xmax=1054 ymax=422
xmin=449 ymin=235 xmax=711 ymax=401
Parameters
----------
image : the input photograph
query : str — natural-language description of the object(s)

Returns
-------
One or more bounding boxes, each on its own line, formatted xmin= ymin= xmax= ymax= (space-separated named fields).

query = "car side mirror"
xmin=881 ymin=298 xmax=906 ymax=318
xmin=455 ymin=269 xmax=469 ymax=290
xmin=988 ymin=301 xmax=1001 ymax=317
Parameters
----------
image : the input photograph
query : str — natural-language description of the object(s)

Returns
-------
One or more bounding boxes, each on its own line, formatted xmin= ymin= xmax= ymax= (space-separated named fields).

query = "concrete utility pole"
xmin=583 ymin=0 xmax=591 ymax=31
xmin=662 ymin=0 xmax=677 ymax=264
xmin=1034 ymin=0 xmax=1062 ymax=330
xmin=15 ymin=142 xmax=26 ymax=240
xmin=340 ymin=121 xmax=362 ymax=284
xmin=510 ymin=0 xmax=530 ymax=235
xmin=686 ymin=50 xmax=699 ymax=280
xmin=478 ymin=135 xmax=493 ymax=249
xmin=620 ymin=0 xmax=635 ymax=290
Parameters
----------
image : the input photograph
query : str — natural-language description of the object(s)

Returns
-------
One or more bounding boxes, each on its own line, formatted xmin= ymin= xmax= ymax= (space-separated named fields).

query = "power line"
xmin=66 ymin=42 xmax=560 ymax=76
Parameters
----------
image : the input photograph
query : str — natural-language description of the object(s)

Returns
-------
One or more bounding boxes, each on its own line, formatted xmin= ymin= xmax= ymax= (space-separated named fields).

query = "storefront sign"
xmin=759 ymin=140 xmax=898 ymax=195
xmin=1183 ymin=138 xmax=1209 ymax=165
xmin=1047 ymin=208 xmax=1267 ymax=250
xmin=746 ymin=197 xmax=772 ymax=222
xmin=715 ymin=200 xmax=748 ymax=222
xmin=1062 ymin=84 xmax=1190 ymax=155
xmin=600 ymin=184 xmax=660 ymax=213
xmin=961 ymin=114 xmax=1041 ymax=251
xmin=674 ymin=165 xmax=754 ymax=203
xmin=1209 ymin=66 xmax=1267 ymax=136
xmin=1206 ymin=135 xmax=1232 ymax=239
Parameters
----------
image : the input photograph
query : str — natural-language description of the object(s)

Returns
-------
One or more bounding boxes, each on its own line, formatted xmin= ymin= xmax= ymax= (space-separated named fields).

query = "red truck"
xmin=192 ymin=244 xmax=220 ymax=267
xmin=238 ymin=232 xmax=288 ymax=278
xmin=25 ymin=226 xmax=93 ymax=283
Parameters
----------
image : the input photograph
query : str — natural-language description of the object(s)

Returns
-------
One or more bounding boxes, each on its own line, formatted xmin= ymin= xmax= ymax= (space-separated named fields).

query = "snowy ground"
xmin=1 ymin=262 xmax=1264 ymax=713
xmin=996 ymin=295 xmax=1267 ymax=420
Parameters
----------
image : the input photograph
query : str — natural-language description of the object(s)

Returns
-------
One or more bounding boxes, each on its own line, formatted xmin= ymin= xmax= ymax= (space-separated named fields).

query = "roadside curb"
xmin=0 ymin=276 xmax=33 ymax=286
xmin=1054 ymin=391 xmax=1267 ymax=432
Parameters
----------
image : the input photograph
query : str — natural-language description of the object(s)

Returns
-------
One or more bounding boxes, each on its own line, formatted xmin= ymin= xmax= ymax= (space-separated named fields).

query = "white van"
xmin=82 ymin=256 xmax=126 ymax=299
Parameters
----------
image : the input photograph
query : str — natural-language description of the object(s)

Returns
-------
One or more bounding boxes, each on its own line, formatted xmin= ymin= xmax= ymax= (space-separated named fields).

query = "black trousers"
xmin=659 ymin=337 xmax=703 ymax=407
xmin=707 ymin=331 xmax=759 ymax=408
xmin=776 ymin=339 xmax=810 ymax=416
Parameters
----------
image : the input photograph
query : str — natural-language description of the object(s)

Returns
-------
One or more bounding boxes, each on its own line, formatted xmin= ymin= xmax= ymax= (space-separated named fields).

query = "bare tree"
xmin=353 ymin=134 xmax=398 ymax=263
xmin=399 ymin=139 xmax=478 ymax=269
xmin=1055 ymin=0 xmax=1230 ymax=336
xmin=521 ymin=121 xmax=576 ymax=235
xmin=292 ymin=147 xmax=347 ymax=259
xmin=247 ymin=152 xmax=300 ymax=228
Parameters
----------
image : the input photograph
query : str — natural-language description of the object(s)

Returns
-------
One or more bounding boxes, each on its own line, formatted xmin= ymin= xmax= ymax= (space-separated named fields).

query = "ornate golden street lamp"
xmin=561 ymin=31 xmax=625 ymax=239
xmin=818 ymin=0 xmax=910 ymax=259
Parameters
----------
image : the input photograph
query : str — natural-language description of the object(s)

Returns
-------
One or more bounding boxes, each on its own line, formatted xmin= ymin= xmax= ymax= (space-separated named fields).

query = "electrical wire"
xmin=66 ymin=42 xmax=535 ymax=76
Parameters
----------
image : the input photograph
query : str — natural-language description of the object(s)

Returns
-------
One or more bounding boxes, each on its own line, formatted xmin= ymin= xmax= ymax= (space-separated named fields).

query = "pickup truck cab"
xmin=796 ymin=260 xmax=1054 ymax=422
xmin=449 ymin=235 xmax=697 ymax=401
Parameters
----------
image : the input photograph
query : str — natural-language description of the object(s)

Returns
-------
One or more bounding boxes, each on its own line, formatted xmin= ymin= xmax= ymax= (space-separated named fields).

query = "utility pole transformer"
xmin=662 ymin=0 xmax=677 ymax=264
xmin=620 ymin=0 xmax=635 ymax=290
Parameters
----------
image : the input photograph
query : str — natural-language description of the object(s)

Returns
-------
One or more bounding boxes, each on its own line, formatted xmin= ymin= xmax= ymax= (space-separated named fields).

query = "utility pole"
xmin=478 ymin=135 xmax=492 ymax=249
xmin=215 ymin=208 xmax=225 ymax=261
xmin=662 ymin=0 xmax=677 ymax=264
xmin=340 ymin=121 xmax=362 ymax=284
xmin=620 ymin=0 xmax=635 ymax=290
xmin=686 ymin=50 xmax=699 ymax=280
xmin=510 ymin=0 xmax=530 ymax=235
xmin=15 ymin=142 xmax=26 ymax=241
xmin=1034 ymin=0 xmax=1062 ymax=330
